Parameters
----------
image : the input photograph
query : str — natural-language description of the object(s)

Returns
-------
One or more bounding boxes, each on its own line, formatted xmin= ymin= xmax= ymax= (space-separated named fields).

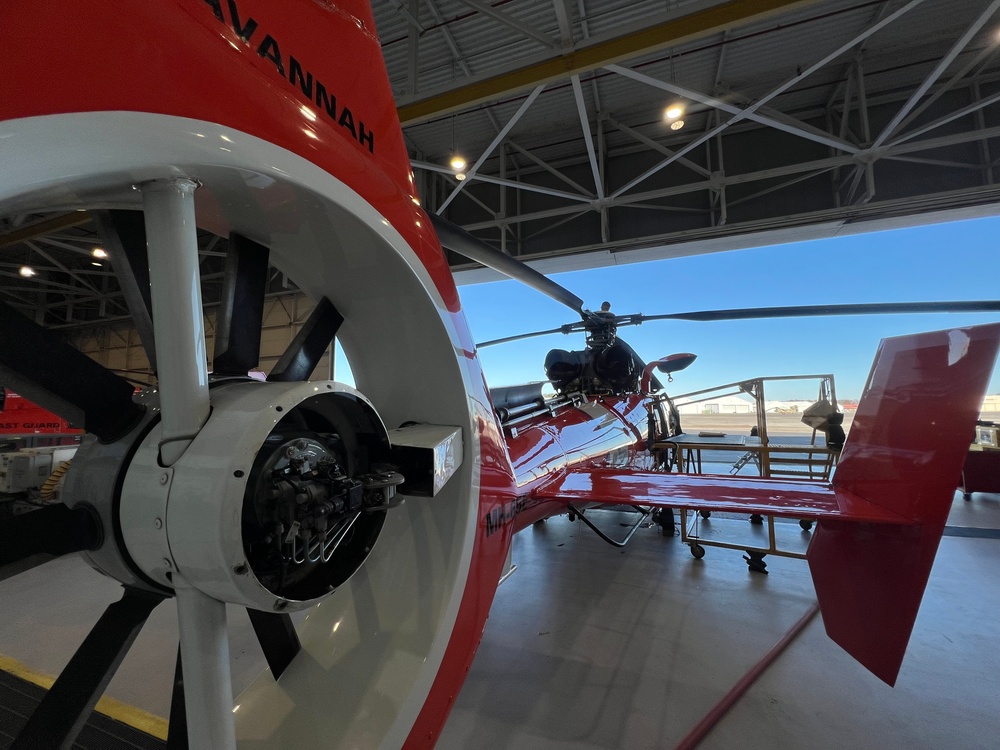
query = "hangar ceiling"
xmin=2 ymin=0 xmax=1000 ymax=330
xmin=388 ymin=0 xmax=1000 ymax=270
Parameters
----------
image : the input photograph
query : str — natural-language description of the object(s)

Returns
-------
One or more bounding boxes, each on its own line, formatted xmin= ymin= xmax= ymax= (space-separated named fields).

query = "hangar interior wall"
xmin=70 ymin=293 xmax=333 ymax=384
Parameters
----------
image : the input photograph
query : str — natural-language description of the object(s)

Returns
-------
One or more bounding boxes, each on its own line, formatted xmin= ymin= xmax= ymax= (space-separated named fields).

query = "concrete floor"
xmin=0 ymin=491 xmax=997 ymax=749
xmin=439 ymin=492 xmax=1000 ymax=750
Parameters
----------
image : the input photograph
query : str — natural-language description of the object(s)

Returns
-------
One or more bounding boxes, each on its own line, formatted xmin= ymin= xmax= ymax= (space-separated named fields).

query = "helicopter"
xmin=1 ymin=2 xmax=999 ymax=749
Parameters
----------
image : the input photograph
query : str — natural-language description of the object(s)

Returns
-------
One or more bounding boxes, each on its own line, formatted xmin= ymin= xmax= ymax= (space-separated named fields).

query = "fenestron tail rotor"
xmin=2 ymin=184 xmax=355 ymax=748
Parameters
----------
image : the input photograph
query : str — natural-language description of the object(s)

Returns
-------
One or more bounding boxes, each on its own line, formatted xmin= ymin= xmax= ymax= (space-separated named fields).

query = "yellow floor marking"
xmin=0 ymin=653 xmax=169 ymax=740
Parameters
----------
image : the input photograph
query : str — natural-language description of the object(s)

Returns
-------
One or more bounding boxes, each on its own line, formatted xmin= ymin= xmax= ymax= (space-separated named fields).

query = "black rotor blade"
xmin=167 ymin=648 xmax=188 ymax=750
xmin=247 ymin=610 xmax=301 ymax=679
xmin=11 ymin=587 xmax=166 ymax=750
xmin=92 ymin=209 xmax=157 ymax=373
xmin=213 ymin=233 xmax=271 ymax=376
xmin=268 ymin=297 xmax=343 ymax=382
xmin=0 ymin=504 xmax=101 ymax=582
xmin=429 ymin=213 xmax=587 ymax=317
xmin=628 ymin=300 xmax=1000 ymax=324
xmin=477 ymin=324 xmax=580 ymax=348
xmin=0 ymin=301 xmax=144 ymax=441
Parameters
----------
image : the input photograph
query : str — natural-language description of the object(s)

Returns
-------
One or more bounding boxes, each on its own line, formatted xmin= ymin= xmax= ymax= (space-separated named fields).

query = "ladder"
xmin=730 ymin=451 xmax=760 ymax=474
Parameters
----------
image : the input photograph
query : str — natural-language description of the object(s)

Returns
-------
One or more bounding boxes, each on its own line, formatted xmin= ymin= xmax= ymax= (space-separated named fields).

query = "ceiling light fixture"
xmin=670 ymin=119 xmax=685 ymax=131
xmin=449 ymin=114 xmax=467 ymax=173
xmin=19 ymin=266 xmax=35 ymax=277
xmin=92 ymin=248 xmax=108 ymax=258
xmin=455 ymin=172 xmax=467 ymax=181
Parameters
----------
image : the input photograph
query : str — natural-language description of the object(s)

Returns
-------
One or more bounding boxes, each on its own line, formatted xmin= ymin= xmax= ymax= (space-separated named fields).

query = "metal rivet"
xmin=233 ymin=563 xmax=248 ymax=575
xmin=234 ymin=470 xmax=245 ymax=478
xmin=154 ymin=518 xmax=163 ymax=529
xmin=163 ymin=558 xmax=172 ymax=569
xmin=159 ymin=473 xmax=169 ymax=485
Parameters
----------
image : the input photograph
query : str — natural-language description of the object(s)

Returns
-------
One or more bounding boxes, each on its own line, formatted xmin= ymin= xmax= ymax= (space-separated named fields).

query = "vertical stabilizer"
xmin=808 ymin=323 xmax=1000 ymax=685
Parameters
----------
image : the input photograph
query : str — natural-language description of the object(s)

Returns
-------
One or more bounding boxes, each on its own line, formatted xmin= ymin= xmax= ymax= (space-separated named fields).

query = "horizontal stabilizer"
xmin=531 ymin=469 xmax=908 ymax=524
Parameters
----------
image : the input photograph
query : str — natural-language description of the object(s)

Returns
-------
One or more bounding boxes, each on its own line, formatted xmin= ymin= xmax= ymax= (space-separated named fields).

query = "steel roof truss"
xmin=507 ymin=140 xmax=596 ymax=197
xmin=872 ymin=0 xmax=1000 ymax=149
xmin=457 ymin=0 xmax=560 ymax=52
xmin=609 ymin=65 xmax=861 ymax=154
xmin=437 ymin=84 xmax=545 ymax=213
xmin=610 ymin=0 xmax=926 ymax=199
xmin=571 ymin=75 xmax=605 ymax=201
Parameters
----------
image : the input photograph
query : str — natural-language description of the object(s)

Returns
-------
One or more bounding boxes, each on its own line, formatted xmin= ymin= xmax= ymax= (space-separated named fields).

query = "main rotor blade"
xmin=0 ymin=504 xmax=101 ymax=582
xmin=0 ymin=300 xmax=145 ymax=441
xmin=429 ymin=214 xmax=586 ymax=316
xmin=213 ymin=233 xmax=270 ymax=376
xmin=629 ymin=300 xmax=1000 ymax=324
xmin=267 ymin=297 xmax=343 ymax=382
xmin=11 ymin=587 xmax=166 ymax=750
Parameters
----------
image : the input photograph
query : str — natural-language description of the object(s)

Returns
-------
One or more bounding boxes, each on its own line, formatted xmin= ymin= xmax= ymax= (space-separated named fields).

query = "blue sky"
xmin=453 ymin=215 xmax=1000 ymax=400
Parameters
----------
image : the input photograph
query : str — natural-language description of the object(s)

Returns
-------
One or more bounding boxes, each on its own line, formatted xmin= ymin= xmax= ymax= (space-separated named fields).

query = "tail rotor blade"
xmin=0 ymin=300 xmax=144 ymax=441
xmin=167 ymin=648 xmax=189 ymax=750
xmin=267 ymin=297 xmax=343 ymax=382
xmin=213 ymin=234 xmax=270 ymax=376
xmin=247 ymin=610 xmax=301 ymax=679
xmin=10 ymin=588 xmax=166 ymax=750
xmin=0 ymin=504 xmax=101 ymax=582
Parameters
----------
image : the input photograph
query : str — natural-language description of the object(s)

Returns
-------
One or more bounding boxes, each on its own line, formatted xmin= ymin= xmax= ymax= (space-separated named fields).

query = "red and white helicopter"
xmin=1 ymin=2 xmax=999 ymax=748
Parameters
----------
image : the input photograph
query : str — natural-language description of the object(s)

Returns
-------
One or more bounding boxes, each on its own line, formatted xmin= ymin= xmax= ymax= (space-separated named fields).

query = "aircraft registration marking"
xmin=483 ymin=496 xmax=525 ymax=538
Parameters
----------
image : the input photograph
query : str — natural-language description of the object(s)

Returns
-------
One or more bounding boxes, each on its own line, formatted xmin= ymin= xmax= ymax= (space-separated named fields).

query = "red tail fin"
xmin=807 ymin=323 xmax=1000 ymax=685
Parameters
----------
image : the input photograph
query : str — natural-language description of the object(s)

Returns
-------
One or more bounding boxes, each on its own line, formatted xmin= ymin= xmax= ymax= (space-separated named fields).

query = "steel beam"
xmin=571 ymin=75 xmax=604 ymax=200
xmin=887 ymin=89 xmax=1000 ymax=148
xmin=605 ymin=116 xmax=712 ymax=179
xmin=507 ymin=140 xmax=595 ymax=196
xmin=0 ymin=212 xmax=91 ymax=249
xmin=890 ymin=40 xmax=1000 ymax=139
xmin=413 ymin=160 xmax=591 ymax=203
xmin=872 ymin=0 xmax=1000 ymax=149
xmin=437 ymin=84 xmax=545 ymax=213
xmin=457 ymin=0 xmax=560 ymax=51
xmin=607 ymin=64 xmax=860 ymax=154
xmin=610 ymin=0 xmax=925 ymax=198
xmin=396 ymin=0 xmax=818 ymax=125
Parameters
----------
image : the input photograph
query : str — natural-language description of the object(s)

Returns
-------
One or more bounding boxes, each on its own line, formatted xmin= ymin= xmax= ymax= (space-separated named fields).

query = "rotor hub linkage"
xmin=65 ymin=381 xmax=403 ymax=612
xmin=250 ymin=437 xmax=403 ymax=573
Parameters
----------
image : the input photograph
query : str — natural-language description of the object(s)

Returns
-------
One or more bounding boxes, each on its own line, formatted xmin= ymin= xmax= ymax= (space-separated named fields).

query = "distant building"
xmin=675 ymin=394 xmax=755 ymax=415
xmin=983 ymin=394 xmax=1000 ymax=412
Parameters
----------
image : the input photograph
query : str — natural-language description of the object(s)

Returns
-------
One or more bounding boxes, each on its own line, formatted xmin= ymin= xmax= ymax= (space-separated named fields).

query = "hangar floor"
xmin=0 ymin=491 xmax=997 ymax=749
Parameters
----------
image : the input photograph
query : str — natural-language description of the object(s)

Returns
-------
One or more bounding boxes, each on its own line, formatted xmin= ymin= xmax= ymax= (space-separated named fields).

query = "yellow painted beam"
xmin=0 ymin=212 xmax=92 ymax=249
xmin=0 ymin=653 xmax=169 ymax=740
xmin=397 ymin=0 xmax=817 ymax=126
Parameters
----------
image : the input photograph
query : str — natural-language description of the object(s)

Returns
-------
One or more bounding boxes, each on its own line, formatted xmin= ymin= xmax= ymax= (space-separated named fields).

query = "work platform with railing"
xmin=651 ymin=375 xmax=843 ymax=573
